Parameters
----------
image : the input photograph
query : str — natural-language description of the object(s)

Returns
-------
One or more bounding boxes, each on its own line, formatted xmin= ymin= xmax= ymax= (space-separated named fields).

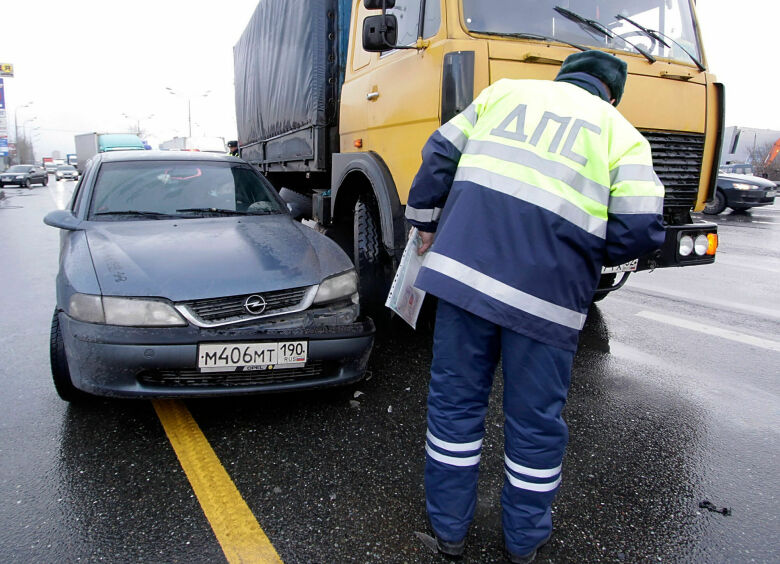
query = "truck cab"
xmin=235 ymin=0 xmax=724 ymax=314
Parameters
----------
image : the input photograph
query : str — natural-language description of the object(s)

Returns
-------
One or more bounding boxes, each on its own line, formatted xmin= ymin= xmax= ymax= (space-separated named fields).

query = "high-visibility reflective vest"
xmin=405 ymin=79 xmax=665 ymax=351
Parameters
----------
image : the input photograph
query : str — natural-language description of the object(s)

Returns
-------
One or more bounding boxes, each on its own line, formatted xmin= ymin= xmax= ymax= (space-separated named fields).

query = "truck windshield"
xmin=462 ymin=0 xmax=702 ymax=67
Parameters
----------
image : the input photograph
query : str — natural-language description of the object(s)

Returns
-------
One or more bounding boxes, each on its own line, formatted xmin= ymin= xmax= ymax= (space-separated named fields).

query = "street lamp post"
xmin=165 ymin=88 xmax=211 ymax=138
xmin=13 ymin=102 xmax=33 ymax=164
xmin=121 ymin=113 xmax=155 ymax=138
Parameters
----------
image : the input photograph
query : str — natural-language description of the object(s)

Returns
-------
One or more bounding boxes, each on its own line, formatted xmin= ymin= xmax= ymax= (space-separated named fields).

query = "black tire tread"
xmin=50 ymin=310 xmax=88 ymax=402
xmin=702 ymin=189 xmax=726 ymax=215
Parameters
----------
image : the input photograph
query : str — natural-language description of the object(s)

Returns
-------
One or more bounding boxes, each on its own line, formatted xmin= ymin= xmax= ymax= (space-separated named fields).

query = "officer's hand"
xmin=417 ymin=230 xmax=434 ymax=255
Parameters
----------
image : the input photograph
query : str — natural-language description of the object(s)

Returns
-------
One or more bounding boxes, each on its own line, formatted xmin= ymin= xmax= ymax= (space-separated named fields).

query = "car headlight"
xmin=68 ymin=293 xmax=186 ymax=326
xmin=312 ymin=270 xmax=358 ymax=305
xmin=732 ymin=182 xmax=757 ymax=191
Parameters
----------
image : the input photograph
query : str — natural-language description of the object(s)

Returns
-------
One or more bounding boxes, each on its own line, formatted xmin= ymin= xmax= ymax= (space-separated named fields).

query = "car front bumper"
xmin=723 ymin=188 xmax=776 ymax=208
xmin=0 ymin=178 xmax=28 ymax=186
xmin=59 ymin=312 xmax=375 ymax=398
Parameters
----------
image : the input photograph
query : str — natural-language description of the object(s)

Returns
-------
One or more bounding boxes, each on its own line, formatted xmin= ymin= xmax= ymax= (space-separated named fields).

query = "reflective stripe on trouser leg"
xmin=425 ymin=300 xmax=501 ymax=543
xmin=499 ymin=328 xmax=573 ymax=555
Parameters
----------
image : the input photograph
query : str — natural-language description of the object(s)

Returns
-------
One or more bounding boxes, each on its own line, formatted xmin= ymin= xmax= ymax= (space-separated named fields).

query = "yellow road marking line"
xmin=153 ymin=399 xmax=283 ymax=564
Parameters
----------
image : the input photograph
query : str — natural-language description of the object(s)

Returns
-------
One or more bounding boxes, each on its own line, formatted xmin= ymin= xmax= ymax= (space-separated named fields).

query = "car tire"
xmin=24 ymin=178 xmax=31 ymax=189
xmin=353 ymin=197 xmax=391 ymax=325
xmin=50 ymin=310 xmax=89 ymax=403
xmin=42 ymin=175 xmax=48 ymax=186
xmin=702 ymin=189 xmax=726 ymax=215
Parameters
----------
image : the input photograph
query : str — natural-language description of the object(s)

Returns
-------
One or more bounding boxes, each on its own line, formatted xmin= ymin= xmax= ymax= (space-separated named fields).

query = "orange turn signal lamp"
xmin=706 ymin=233 xmax=718 ymax=255
xmin=354 ymin=138 xmax=363 ymax=149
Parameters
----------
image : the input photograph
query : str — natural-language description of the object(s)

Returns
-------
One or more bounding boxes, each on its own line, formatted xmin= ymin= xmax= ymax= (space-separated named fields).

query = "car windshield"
xmin=6 ymin=165 xmax=33 ymax=173
xmin=462 ymin=0 xmax=702 ymax=67
xmin=58 ymin=165 xmax=76 ymax=171
xmin=88 ymin=160 xmax=285 ymax=220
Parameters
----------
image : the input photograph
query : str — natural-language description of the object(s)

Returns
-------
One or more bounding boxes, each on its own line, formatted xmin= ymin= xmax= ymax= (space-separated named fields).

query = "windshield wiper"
xmin=615 ymin=14 xmax=705 ymax=71
xmin=93 ymin=210 xmax=173 ymax=219
xmin=175 ymin=207 xmax=246 ymax=216
xmin=469 ymin=30 xmax=586 ymax=52
xmin=554 ymin=6 xmax=656 ymax=64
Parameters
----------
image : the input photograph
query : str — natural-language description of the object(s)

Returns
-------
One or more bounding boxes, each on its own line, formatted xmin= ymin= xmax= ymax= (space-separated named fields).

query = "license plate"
xmin=601 ymin=259 xmax=638 ymax=274
xmin=197 ymin=341 xmax=307 ymax=371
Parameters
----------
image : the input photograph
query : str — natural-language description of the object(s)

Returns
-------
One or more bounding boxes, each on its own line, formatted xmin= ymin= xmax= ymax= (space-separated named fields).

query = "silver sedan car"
xmin=45 ymin=151 xmax=374 ymax=401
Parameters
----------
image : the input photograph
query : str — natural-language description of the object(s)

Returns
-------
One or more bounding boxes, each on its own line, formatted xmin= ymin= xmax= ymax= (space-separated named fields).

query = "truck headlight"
xmin=312 ymin=270 xmax=358 ymax=305
xmin=679 ymin=235 xmax=694 ymax=257
xmin=694 ymin=234 xmax=709 ymax=256
xmin=68 ymin=293 xmax=186 ymax=326
xmin=732 ymin=183 xmax=756 ymax=191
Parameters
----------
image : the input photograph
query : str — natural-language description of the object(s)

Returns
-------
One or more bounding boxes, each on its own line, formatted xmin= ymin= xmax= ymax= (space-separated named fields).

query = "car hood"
xmin=719 ymin=173 xmax=777 ymax=188
xmin=85 ymin=215 xmax=352 ymax=301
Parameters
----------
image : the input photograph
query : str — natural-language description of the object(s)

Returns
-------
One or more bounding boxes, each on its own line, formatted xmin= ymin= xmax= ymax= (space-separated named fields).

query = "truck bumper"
xmin=637 ymin=221 xmax=718 ymax=271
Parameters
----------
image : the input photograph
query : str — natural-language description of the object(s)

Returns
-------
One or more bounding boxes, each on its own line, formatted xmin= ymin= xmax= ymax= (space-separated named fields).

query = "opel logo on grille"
xmin=244 ymin=294 xmax=267 ymax=315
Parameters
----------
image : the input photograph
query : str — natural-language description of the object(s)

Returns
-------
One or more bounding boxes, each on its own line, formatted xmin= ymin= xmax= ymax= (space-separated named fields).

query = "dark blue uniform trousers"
xmin=425 ymin=300 xmax=574 ymax=555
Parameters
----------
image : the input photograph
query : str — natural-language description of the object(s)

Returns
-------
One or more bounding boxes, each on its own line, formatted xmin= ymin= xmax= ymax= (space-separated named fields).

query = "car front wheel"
xmin=42 ymin=175 xmax=48 ymax=186
xmin=702 ymin=189 xmax=726 ymax=215
xmin=23 ymin=178 xmax=31 ymax=189
xmin=50 ymin=310 xmax=89 ymax=402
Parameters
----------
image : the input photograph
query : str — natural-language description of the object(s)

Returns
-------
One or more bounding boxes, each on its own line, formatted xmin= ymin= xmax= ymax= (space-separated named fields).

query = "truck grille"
xmin=639 ymin=130 xmax=705 ymax=212
xmin=138 ymin=361 xmax=329 ymax=388
xmin=179 ymin=287 xmax=310 ymax=323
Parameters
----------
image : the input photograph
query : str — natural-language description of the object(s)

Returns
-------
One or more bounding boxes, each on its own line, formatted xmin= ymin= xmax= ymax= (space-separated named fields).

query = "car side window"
xmin=72 ymin=164 xmax=96 ymax=216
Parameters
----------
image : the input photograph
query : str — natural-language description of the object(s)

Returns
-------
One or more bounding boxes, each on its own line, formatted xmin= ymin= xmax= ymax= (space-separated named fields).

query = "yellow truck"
xmin=234 ymin=0 xmax=723 ymax=314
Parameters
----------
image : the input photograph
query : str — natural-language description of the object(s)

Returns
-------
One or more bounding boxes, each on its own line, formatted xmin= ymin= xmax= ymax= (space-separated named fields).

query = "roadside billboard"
xmin=0 ymin=80 xmax=6 ymax=156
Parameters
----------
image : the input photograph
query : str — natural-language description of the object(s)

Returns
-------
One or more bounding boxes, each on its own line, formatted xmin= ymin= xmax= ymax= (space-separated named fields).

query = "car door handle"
xmin=366 ymin=91 xmax=379 ymax=101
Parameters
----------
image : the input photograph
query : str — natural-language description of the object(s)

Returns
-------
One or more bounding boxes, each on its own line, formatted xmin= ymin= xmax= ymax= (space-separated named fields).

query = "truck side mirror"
xmin=363 ymin=14 xmax=398 ymax=52
xmin=363 ymin=0 xmax=395 ymax=9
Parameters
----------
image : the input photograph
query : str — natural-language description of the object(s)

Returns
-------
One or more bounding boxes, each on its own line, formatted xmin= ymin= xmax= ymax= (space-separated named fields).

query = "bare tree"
xmin=15 ymin=134 xmax=35 ymax=164
xmin=747 ymin=140 xmax=780 ymax=180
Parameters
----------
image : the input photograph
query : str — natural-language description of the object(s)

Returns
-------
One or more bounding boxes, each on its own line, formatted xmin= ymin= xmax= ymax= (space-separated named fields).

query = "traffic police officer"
xmin=227 ymin=140 xmax=239 ymax=157
xmin=405 ymin=50 xmax=665 ymax=562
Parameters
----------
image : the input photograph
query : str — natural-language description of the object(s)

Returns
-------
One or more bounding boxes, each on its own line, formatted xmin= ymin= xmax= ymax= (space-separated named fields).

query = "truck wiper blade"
xmin=175 ymin=207 xmax=246 ymax=216
xmin=554 ymin=6 xmax=656 ymax=64
xmin=554 ymin=6 xmax=613 ymax=38
xmin=469 ymin=30 xmax=587 ymax=52
xmin=94 ymin=210 xmax=173 ymax=218
xmin=615 ymin=14 xmax=705 ymax=71
xmin=614 ymin=14 xmax=670 ymax=49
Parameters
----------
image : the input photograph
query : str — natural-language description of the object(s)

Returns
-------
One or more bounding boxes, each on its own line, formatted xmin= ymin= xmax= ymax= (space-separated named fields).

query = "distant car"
xmin=718 ymin=163 xmax=755 ymax=175
xmin=703 ymin=172 xmax=777 ymax=215
xmin=44 ymin=150 xmax=374 ymax=401
xmin=0 ymin=164 xmax=48 ymax=188
xmin=44 ymin=162 xmax=58 ymax=174
xmin=55 ymin=165 xmax=79 ymax=181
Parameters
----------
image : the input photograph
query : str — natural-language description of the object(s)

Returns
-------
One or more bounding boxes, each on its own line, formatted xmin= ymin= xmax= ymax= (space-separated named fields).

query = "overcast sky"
xmin=0 ymin=1 xmax=776 ymax=158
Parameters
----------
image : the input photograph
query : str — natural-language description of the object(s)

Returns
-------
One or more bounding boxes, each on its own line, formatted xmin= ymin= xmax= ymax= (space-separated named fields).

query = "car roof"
xmin=98 ymin=150 xmax=239 ymax=164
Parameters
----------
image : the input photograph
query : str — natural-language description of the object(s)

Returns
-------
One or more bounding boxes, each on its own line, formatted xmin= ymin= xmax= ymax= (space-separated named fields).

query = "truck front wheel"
xmin=353 ymin=197 xmax=391 ymax=323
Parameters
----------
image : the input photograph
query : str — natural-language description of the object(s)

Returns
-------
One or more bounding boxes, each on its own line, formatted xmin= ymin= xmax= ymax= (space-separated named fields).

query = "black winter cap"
xmin=556 ymin=50 xmax=628 ymax=104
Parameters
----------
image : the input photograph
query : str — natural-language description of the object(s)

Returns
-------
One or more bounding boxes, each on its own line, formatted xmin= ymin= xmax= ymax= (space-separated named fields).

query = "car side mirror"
xmin=363 ymin=14 xmax=399 ymax=52
xmin=44 ymin=209 xmax=84 ymax=231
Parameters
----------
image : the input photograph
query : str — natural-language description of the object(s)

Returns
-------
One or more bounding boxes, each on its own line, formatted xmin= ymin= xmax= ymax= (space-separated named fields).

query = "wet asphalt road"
xmin=0 ymin=179 xmax=778 ymax=563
